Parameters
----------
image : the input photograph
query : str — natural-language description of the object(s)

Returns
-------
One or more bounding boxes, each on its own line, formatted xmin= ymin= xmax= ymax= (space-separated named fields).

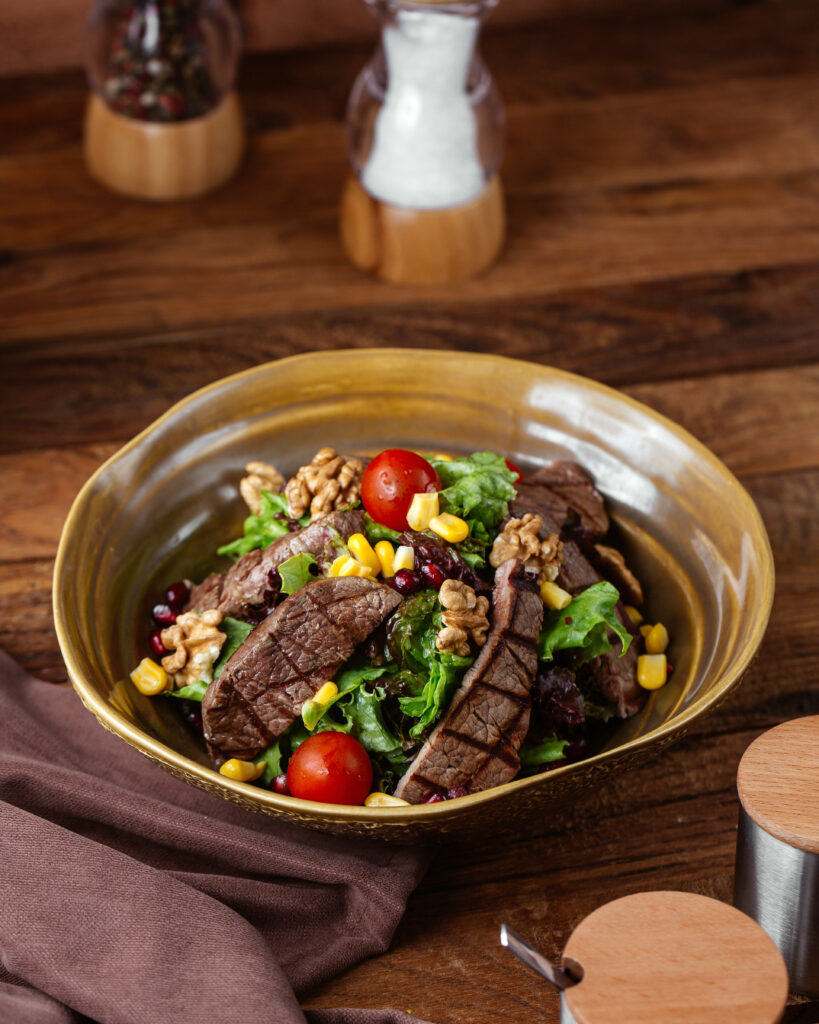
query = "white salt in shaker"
xmin=734 ymin=716 xmax=819 ymax=997
xmin=341 ymin=0 xmax=505 ymax=285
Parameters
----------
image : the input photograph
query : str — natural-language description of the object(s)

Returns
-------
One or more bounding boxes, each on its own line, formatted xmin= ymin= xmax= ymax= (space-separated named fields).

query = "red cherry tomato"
xmin=286 ymin=732 xmax=373 ymax=805
xmin=360 ymin=449 xmax=441 ymax=532
xmin=504 ymin=457 xmax=523 ymax=481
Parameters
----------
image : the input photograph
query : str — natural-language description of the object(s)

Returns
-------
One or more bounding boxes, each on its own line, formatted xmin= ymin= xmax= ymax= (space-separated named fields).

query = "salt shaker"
xmin=735 ymin=715 xmax=819 ymax=997
xmin=84 ymin=0 xmax=244 ymax=200
xmin=341 ymin=0 xmax=505 ymax=285
xmin=503 ymin=891 xmax=788 ymax=1024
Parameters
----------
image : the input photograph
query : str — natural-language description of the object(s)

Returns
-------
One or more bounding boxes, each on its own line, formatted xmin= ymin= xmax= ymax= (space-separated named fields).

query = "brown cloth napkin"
xmin=0 ymin=651 xmax=435 ymax=1024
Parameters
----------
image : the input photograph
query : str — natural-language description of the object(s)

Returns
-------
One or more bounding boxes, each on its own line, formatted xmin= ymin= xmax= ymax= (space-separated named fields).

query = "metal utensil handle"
xmin=500 ymin=923 xmax=578 ymax=991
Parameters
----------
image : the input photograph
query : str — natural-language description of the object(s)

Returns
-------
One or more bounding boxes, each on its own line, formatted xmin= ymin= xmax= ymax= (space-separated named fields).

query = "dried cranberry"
xmin=392 ymin=569 xmax=423 ymax=596
xmin=272 ymin=774 xmax=290 ymax=795
xmin=165 ymin=581 xmax=189 ymax=611
xmin=446 ymin=786 xmax=468 ymax=800
xmin=420 ymin=563 xmax=446 ymax=589
xmin=423 ymin=792 xmax=443 ymax=804
xmin=152 ymin=603 xmax=176 ymax=626
xmin=149 ymin=629 xmax=167 ymax=657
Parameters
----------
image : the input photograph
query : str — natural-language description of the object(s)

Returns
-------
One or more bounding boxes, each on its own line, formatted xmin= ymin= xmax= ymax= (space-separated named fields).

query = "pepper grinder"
xmin=84 ymin=0 xmax=244 ymax=200
xmin=502 ymin=891 xmax=788 ymax=1024
xmin=341 ymin=0 xmax=506 ymax=285
xmin=735 ymin=715 xmax=819 ymax=997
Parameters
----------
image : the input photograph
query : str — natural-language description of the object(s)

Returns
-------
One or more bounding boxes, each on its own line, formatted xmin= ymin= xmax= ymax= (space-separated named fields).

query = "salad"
xmin=131 ymin=447 xmax=671 ymax=806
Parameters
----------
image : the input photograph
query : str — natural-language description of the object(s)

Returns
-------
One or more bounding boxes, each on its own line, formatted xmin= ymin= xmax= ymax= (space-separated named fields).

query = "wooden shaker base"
xmin=340 ymin=174 xmax=505 ymax=285
xmin=83 ymin=90 xmax=244 ymax=201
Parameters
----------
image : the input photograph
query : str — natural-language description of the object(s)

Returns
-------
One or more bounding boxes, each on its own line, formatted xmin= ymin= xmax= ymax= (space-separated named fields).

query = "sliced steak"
xmin=202 ymin=576 xmax=401 ymax=761
xmin=528 ymin=461 xmax=609 ymax=541
xmin=588 ymin=606 xmax=642 ymax=718
xmin=394 ymin=559 xmax=543 ymax=803
xmin=187 ymin=509 xmax=365 ymax=622
xmin=591 ymin=544 xmax=644 ymax=606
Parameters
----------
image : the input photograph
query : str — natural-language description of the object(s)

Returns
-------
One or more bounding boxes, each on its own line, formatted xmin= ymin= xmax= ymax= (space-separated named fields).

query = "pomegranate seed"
xmin=165 ymin=581 xmax=189 ymax=611
xmin=446 ymin=786 xmax=468 ymax=800
xmin=421 ymin=563 xmax=446 ymax=588
xmin=392 ymin=569 xmax=423 ymax=596
xmin=184 ymin=708 xmax=203 ymax=733
xmin=149 ymin=629 xmax=167 ymax=657
xmin=272 ymin=774 xmax=290 ymax=795
xmin=152 ymin=603 xmax=176 ymax=626
xmin=423 ymin=793 xmax=443 ymax=804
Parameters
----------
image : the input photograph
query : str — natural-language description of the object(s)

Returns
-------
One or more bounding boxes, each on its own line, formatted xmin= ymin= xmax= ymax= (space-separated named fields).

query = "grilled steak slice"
xmin=202 ymin=576 xmax=401 ymax=761
xmin=394 ymin=559 xmax=543 ymax=803
xmin=187 ymin=510 xmax=365 ymax=622
xmin=591 ymin=621 xmax=642 ymax=718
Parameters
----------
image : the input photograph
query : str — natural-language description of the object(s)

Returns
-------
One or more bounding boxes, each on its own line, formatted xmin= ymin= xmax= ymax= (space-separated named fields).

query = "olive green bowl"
xmin=53 ymin=350 xmax=774 ymax=842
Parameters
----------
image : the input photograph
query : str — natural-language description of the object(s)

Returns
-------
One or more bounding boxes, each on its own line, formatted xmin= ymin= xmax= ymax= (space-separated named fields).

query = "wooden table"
xmin=1 ymin=2 xmax=818 ymax=1021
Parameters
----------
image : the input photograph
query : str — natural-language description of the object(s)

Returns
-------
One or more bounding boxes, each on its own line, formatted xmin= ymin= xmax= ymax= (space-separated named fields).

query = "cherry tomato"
xmin=286 ymin=731 xmax=373 ymax=805
xmin=360 ymin=449 xmax=441 ymax=531
xmin=504 ymin=457 xmax=523 ymax=481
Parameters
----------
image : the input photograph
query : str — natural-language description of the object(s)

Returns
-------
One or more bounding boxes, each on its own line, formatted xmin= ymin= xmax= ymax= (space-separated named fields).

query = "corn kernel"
xmin=219 ymin=758 xmax=264 ymax=782
xmin=314 ymin=681 xmax=338 ymax=706
xmin=624 ymin=605 xmax=644 ymax=626
xmin=392 ymin=545 xmax=415 ymax=573
xmin=640 ymin=623 xmax=653 ymax=638
xmin=336 ymin=556 xmax=374 ymax=579
xmin=645 ymin=622 xmax=669 ymax=655
xmin=364 ymin=792 xmax=410 ymax=807
xmin=540 ymin=580 xmax=572 ymax=610
xmin=429 ymin=512 xmax=469 ymax=544
xmin=406 ymin=491 xmax=440 ymax=531
xmin=375 ymin=540 xmax=396 ymax=577
xmin=347 ymin=533 xmax=381 ymax=576
xmin=328 ymin=555 xmax=349 ymax=577
xmin=637 ymin=653 xmax=667 ymax=690
xmin=432 ymin=453 xmax=453 ymax=462
xmin=130 ymin=658 xmax=170 ymax=696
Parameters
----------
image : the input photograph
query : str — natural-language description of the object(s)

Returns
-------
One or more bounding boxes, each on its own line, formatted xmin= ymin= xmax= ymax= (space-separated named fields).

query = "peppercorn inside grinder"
xmin=735 ymin=716 xmax=819 ymax=997
xmin=341 ymin=0 xmax=506 ymax=285
xmin=501 ymin=891 xmax=788 ymax=1024
xmin=83 ymin=0 xmax=244 ymax=200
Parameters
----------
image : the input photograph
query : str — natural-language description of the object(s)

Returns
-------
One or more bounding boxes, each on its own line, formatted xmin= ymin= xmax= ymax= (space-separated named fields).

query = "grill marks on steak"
xmin=394 ymin=559 xmax=543 ymax=803
xmin=201 ymin=577 xmax=401 ymax=760
xmin=187 ymin=510 xmax=365 ymax=622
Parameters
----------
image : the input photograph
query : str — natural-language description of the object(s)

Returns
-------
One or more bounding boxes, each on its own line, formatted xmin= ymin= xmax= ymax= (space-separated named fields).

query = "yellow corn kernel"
xmin=540 ymin=580 xmax=572 ymax=610
xmin=429 ymin=512 xmax=469 ymax=544
xmin=314 ymin=681 xmax=338 ymax=706
xmin=637 ymin=653 xmax=667 ymax=690
xmin=640 ymin=623 xmax=653 ymax=638
xmin=624 ymin=605 xmax=644 ymax=626
xmin=328 ymin=554 xmax=349 ymax=577
xmin=432 ymin=453 xmax=453 ymax=462
xmin=347 ymin=533 xmax=381 ymax=576
xmin=219 ymin=758 xmax=264 ymax=782
xmin=336 ymin=556 xmax=375 ymax=579
xmin=406 ymin=491 xmax=440 ymax=531
xmin=645 ymin=622 xmax=669 ymax=655
xmin=364 ymin=792 xmax=410 ymax=807
xmin=375 ymin=540 xmax=396 ymax=578
xmin=130 ymin=658 xmax=170 ymax=696
xmin=392 ymin=545 xmax=415 ymax=573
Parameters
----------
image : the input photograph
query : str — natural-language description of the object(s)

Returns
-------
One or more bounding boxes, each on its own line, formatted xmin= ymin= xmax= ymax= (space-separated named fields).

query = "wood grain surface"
xmin=1 ymin=1 xmax=819 ymax=1021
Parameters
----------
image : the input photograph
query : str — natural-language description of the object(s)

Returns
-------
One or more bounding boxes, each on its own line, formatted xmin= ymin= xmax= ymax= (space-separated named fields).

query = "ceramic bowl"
xmin=53 ymin=350 xmax=774 ymax=841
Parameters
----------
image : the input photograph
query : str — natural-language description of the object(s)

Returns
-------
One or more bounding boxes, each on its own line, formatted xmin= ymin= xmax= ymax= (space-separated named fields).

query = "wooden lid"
xmin=737 ymin=716 xmax=819 ymax=854
xmin=562 ymin=891 xmax=788 ymax=1024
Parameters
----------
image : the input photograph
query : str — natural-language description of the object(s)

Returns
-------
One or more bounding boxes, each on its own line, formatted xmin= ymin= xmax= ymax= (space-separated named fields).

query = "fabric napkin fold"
xmin=0 ymin=651 xmax=434 ymax=1024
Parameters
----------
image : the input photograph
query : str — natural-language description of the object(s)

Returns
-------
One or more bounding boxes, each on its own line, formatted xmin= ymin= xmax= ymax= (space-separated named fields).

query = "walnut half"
xmin=160 ymin=610 xmax=226 ymax=688
xmin=239 ymin=461 xmax=285 ymax=515
xmin=490 ymin=513 xmax=563 ymax=584
xmin=284 ymin=447 xmax=364 ymax=519
xmin=436 ymin=579 xmax=490 ymax=657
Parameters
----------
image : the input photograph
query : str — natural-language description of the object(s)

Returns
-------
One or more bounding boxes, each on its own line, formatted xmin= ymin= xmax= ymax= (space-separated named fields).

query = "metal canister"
xmin=734 ymin=715 xmax=819 ymax=997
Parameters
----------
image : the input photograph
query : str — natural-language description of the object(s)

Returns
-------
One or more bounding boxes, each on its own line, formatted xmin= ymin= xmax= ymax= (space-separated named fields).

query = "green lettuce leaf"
xmin=538 ymin=582 xmax=632 ymax=663
xmin=362 ymin=513 xmax=402 ymax=545
xmin=217 ymin=490 xmax=310 ymax=558
xmin=336 ymin=686 xmax=406 ymax=765
xmin=301 ymin=664 xmax=390 ymax=731
xmin=213 ymin=617 xmax=255 ymax=679
xmin=519 ymin=735 xmax=568 ymax=769
xmin=398 ymin=652 xmax=471 ymax=739
xmin=431 ymin=452 xmax=517 ymax=537
xmin=278 ymin=552 xmax=317 ymax=596
xmin=167 ymin=679 xmax=208 ymax=702
xmin=257 ymin=738 xmax=285 ymax=785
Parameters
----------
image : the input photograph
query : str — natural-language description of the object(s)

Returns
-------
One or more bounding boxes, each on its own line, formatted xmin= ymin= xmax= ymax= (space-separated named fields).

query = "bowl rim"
xmin=53 ymin=349 xmax=775 ymax=825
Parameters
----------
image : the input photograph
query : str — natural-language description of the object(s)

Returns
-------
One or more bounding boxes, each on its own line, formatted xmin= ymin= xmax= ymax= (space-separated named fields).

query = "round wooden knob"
xmin=737 ymin=716 xmax=819 ymax=853
xmin=561 ymin=891 xmax=788 ymax=1024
